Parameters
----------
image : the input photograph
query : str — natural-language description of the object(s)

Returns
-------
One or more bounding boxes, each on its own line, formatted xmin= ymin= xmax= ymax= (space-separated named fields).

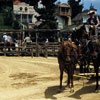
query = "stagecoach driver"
xmin=85 ymin=11 xmax=100 ymax=37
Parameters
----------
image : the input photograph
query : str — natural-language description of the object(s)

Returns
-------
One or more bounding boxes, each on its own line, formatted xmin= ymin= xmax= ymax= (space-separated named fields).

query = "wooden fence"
xmin=0 ymin=42 xmax=60 ymax=57
xmin=0 ymin=28 xmax=70 ymax=57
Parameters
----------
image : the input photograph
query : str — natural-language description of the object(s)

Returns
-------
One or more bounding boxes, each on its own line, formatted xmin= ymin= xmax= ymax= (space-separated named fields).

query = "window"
xmin=25 ymin=7 xmax=28 ymax=12
xmin=61 ymin=7 xmax=65 ymax=13
xmin=66 ymin=8 xmax=69 ymax=12
xmin=20 ymin=7 xmax=23 ymax=11
xmin=29 ymin=15 xmax=32 ymax=23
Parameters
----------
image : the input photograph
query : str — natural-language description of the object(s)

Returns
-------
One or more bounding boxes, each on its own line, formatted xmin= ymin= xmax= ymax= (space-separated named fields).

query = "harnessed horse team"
xmin=58 ymin=24 xmax=100 ymax=93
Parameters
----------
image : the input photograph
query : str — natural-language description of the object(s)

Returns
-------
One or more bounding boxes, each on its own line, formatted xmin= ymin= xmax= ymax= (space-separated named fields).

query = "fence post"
xmin=31 ymin=47 xmax=33 ymax=58
xmin=36 ymin=43 xmax=40 ymax=57
xmin=4 ymin=42 xmax=6 ymax=56
xmin=35 ymin=31 xmax=40 ymax=57
xmin=44 ymin=43 xmax=48 ymax=57
xmin=52 ymin=45 xmax=55 ymax=56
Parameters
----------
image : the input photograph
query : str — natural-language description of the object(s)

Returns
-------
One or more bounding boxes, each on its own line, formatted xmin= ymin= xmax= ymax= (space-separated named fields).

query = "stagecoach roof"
xmin=60 ymin=29 xmax=74 ymax=33
xmin=60 ymin=24 xmax=84 ymax=33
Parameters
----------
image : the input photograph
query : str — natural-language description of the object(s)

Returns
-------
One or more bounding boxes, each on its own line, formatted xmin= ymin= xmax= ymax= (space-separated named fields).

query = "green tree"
xmin=36 ymin=0 xmax=58 ymax=29
xmin=21 ymin=0 xmax=39 ymax=7
xmin=3 ymin=6 xmax=13 ymax=26
xmin=68 ymin=0 xmax=83 ymax=18
xmin=12 ymin=20 xmax=21 ymax=29
xmin=0 ymin=0 xmax=14 ymax=29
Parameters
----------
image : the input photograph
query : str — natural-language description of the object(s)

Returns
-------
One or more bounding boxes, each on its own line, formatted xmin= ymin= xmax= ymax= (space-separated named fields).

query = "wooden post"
xmin=31 ymin=47 xmax=33 ymax=58
xmin=4 ymin=48 xmax=6 ymax=56
xmin=18 ymin=46 xmax=21 ymax=56
xmin=53 ymin=45 xmax=56 ymax=56
xmin=4 ymin=42 xmax=6 ymax=56
xmin=44 ymin=43 xmax=48 ymax=57
xmin=36 ymin=43 xmax=40 ymax=57
xmin=52 ymin=44 xmax=55 ymax=56
xmin=35 ymin=31 xmax=39 ymax=57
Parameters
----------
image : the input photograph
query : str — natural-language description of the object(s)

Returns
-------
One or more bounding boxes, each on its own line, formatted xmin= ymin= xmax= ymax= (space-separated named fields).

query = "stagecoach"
xmin=58 ymin=24 xmax=100 ymax=92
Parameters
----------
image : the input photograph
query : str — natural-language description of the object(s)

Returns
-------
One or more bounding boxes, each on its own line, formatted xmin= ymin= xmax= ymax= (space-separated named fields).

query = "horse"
xmin=71 ymin=24 xmax=88 ymax=43
xmin=71 ymin=24 xmax=91 ymax=73
xmin=58 ymin=39 xmax=78 ymax=92
xmin=88 ymin=36 xmax=100 ymax=92
xmin=78 ymin=38 xmax=91 ymax=73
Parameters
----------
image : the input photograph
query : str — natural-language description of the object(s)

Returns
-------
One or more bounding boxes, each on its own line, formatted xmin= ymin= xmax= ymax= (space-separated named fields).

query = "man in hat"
xmin=85 ymin=11 xmax=100 ymax=37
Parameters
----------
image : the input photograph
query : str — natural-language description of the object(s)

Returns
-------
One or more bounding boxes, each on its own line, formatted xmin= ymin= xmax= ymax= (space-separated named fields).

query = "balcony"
xmin=59 ymin=11 xmax=71 ymax=16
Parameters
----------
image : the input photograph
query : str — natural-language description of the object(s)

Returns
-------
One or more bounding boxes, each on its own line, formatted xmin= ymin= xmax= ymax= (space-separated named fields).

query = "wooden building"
xmin=13 ymin=0 xmax=39 ymax=29
xmin=56 ymin=3 xmax=72 ymax=29
xmin=58 ymin=3 xmax=71 ymax=17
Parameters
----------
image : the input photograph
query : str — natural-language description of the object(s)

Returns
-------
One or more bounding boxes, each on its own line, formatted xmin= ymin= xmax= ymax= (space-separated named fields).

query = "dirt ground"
xmin=0 ymin=56 xmax=100 ymax=100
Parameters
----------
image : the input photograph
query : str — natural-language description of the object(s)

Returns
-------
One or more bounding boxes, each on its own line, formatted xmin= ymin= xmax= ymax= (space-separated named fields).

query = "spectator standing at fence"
xmin=14 ymin=39 xmax=19 ymax=51
xmin=24 ymin=35 xmax=32 ymax=45
xmin=45 ymin=38 xmax=48 ymax=43
xmin=3 ymin=33 xmax=8 ymax=42
xmin=3 ymin=33 xmax=13 ymax=51
xmin=7 ymin=34 xmax=13 ymax=43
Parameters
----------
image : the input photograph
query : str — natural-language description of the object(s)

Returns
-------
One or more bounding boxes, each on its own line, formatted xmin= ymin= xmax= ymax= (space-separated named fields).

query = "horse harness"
xmin=63 ymin=42 xmax=77 ymax=64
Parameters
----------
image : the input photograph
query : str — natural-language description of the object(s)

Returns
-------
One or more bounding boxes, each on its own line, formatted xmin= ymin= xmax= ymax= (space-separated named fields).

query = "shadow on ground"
xmin=45 ymin=78 xmax=100 ymax=100
xmin=68 ymin=77 xmax=100 ymax=99
xmin=45 ymin=85 xmax=66 ymax=99
xmin=44 ymin=75 xmax=100 ymax=99
xmin=68 ymin=85 xmax=96 ymax=99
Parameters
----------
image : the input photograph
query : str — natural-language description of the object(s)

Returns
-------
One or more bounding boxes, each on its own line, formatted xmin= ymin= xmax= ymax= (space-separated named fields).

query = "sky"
xmin=56 ymin=0 xmax=100 ymax=15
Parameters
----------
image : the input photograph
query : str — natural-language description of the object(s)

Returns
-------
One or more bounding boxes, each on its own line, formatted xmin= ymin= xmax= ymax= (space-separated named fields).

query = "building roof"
xmin=13 ymin=0 xmax=21 ymax=5
xmin=58 ymin=3 xmax=70 ymax=8
xmin=90 ymin=8 xmax=97 ymax=11
xmin=72 ymin=13 xmax=86 ymax=21
xmin=83 ymin=10 xmax=89 ymax=13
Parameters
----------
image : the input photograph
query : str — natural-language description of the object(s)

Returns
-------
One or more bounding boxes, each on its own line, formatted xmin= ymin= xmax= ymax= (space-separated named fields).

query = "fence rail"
xmin=0 ymin=42 xmax=61 ymax=57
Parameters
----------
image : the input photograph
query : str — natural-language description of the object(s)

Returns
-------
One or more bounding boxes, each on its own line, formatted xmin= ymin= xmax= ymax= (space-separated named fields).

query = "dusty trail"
xmin=0 ymin=57 xmax=100 ymax=100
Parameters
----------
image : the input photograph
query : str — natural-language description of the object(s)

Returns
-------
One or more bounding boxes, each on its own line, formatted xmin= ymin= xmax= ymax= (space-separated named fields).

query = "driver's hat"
xmin=88 ymin=11 xmax=95 ymax=15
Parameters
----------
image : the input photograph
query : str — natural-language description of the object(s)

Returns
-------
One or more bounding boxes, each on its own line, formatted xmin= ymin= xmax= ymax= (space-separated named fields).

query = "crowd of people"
xmin=0 ymin=32 xmax=33 ymax=51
